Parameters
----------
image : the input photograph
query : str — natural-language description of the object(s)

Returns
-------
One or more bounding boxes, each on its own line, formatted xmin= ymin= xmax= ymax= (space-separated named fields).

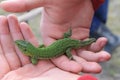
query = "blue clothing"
xmin=90 ymin=0 xmax=120 ymax=53
xmin=90 ymin=0 xmax=109 ymax=33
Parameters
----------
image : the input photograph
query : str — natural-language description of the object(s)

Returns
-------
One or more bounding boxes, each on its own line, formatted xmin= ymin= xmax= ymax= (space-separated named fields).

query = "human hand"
xmin=0 ymin=0 xmax=111 ymax=73
xmin=0 ymin=14 xmax=36 ymax=78
xmin=0 ymin=14 xmax=84 ymax=80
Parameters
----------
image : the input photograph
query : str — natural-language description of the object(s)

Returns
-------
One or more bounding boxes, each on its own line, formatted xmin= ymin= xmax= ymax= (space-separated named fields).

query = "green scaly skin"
xmin=15 ymin=28 xmax=96 ymax=64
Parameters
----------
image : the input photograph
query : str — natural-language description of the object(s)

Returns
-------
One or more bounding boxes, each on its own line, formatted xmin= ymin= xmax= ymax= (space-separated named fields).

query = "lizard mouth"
xmin=15 ymin=40 xmax=28 ymax=47
xmin=15 ymin=40 xmax=28 ymax=52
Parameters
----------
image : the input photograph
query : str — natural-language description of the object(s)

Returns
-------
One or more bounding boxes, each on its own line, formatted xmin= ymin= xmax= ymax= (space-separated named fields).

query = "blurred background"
xmin=0 ymin=0 xmax=120 ymax=80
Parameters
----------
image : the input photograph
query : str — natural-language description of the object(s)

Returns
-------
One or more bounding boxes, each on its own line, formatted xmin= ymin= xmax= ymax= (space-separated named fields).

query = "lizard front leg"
xmin=30 ymin=57 xmax=39 ymax=65
xmin=63 ymin=27 xmax=72 ymax=38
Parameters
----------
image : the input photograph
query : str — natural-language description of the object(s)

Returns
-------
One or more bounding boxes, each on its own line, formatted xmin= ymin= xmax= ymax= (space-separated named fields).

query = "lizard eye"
xmin=23 ymin=48 xmax=27 ymax=51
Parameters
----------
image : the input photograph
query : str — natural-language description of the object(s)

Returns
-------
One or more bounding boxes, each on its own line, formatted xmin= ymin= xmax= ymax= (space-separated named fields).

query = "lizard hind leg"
xmin=30 ymin=57 xmax=39 ymax=65
xmin=63 ymin=27 xmax=72 ymax=38
xmin=38 ymin=44 xmax=45 ymax=48
xmin=66 ymin=48 xmax=73 ymax=60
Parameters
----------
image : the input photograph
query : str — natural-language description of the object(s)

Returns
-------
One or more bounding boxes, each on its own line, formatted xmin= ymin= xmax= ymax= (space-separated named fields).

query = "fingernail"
xmin=100 ymin=42 xmax=106 ymax=47
xmin=99 ymin=52 xmax=111 ymax=62
xmin=77 ymin=74 xmax=98 ymax=80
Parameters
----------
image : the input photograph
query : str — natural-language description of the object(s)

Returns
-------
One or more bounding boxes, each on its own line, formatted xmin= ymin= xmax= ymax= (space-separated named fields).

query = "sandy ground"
xmin=0 ymin=0 xmax=120 ymax=80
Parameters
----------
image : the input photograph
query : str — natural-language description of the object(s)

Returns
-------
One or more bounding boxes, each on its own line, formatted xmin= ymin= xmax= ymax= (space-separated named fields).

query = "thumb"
xmin=0 ymin=0 xmax=48 ymax=12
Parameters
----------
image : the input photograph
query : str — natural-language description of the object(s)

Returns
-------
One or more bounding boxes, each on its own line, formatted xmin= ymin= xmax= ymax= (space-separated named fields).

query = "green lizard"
xmin=15 ymin=28 xmax=96 ymax=65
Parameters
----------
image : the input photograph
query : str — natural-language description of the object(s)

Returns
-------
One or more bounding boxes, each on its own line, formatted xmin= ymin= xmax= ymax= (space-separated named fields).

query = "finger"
xmin=0 ymin=0 xmax=48 ymax=12
xmin=73 ymin=55 xmax=102 ymax=73
xmin=7 ymin=14 xmax=30 ymax=65
xmin=77 ymin=50 xmax=111 ymax=62
xmin=0 ymin=15 xmax=21 ymax=70
xmin=88 ymin=37 xmax=108 ymax=52
xmin=0 ymin=16 xmax=11 ymax=78
xmin=20 ymin=22 xmax=39 ymax=47
xmin=51 ymin=55 xmax=82 ymax=73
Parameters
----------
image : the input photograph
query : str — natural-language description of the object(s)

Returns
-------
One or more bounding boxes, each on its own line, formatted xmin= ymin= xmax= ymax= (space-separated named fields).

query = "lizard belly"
xmin=37 ymin=48 xmax=67 ymax=59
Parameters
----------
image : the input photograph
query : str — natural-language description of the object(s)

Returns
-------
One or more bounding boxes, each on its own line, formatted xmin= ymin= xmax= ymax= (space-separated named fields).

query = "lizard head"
xmin=15 ymin=40 xmax=32 ymax=56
